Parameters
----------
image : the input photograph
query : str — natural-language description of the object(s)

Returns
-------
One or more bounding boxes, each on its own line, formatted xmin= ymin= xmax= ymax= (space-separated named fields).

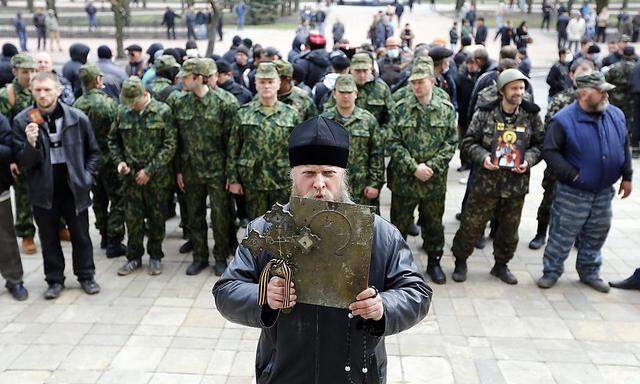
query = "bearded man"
xmin=537 ymin=72 xmax=633 ymax=293
xmin=213 ymin=116 xmax=431 ymax=383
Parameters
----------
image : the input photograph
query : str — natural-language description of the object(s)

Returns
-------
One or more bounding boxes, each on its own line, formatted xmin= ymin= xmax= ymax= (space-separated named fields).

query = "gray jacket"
xmin=213 ymin=206 xmax=432 ymax=384
xmin=13 ymin=102 xmax=100 ymax=213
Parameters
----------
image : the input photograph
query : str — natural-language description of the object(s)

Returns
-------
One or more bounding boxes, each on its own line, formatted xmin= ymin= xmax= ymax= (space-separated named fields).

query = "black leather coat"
xmin=213 ymin=208 xmax=432 ymax=384
xmin=13 ymin=102 xmax=100 ymax=213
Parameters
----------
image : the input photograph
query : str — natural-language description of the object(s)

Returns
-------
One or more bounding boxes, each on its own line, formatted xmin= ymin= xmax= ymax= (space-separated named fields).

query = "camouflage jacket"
xmin=462 ymin=99 xmax=544 ymax=198
xmin=0 ymin=80 xmax=33 ymax=123
xmin=148 ymin=77 xmax=173 ymax=100
xmin=321 ymin=106 xmax=385 ymax=192
xmin=387 ymin=94 xmax=457 ymax=197
xmin=227 ymin=100 xmax=300 ymax=190
xmin=173 ymin=88 xmax=237 ymax=182
xmin=279 ymin=85 xmax=318 ymax=122
xmin=475 ymin=84 xmax=533 ymax=110
xmin=544 ymin=88 xmax=577 ymax=127
xmin=108 ymin=98 xmax=177 ymax=186
xmin=325 ymin=78 xmax=393 ymax=126
xmin=73 ymin=89 xmax=118 ymax=157
xmin=392 ymin=84 xmax=450 ymax=103
xmin=605 ymin=58 xmax=636 ymax=112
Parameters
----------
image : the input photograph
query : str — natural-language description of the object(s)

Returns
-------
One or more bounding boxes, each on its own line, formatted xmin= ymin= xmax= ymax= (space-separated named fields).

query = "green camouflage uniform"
xmin=149 ymin=77 xmax=173 ymax=100
xmin=321 ymin=106 xmax=385 ymax=207
xmin=536 ymin=88 xmax=577 ymax=232
xmin=108 ymin=78 xmax=176 ymax=261
xmin=451 ymin=99 xmax=544 ymax=263
xmin=605 ymin=57 xmax=636 ymax=133
xmin=73 ymin=86 xmax=125 ymax=241
xmin=387 ymin=84 xmax=457 ymax=255
xmin=0 ymin=75 xmax=36 ymax=239
xmin=173 ymin=59 xmax=237 ymax=264
xmin=227 ymin=97 xmax=300 ymax=219
xmin=279 ymin=86 xmax=317 ymax=122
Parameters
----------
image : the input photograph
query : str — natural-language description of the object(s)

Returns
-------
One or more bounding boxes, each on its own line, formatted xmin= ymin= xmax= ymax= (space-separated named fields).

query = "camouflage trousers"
xmin=92 ymin=164 xmax=125 ymax=240
xmin=184 ymin=176 xmax=236 ymax=263
xmin=124 ymin=180 xmax=170 ymax=261
xmin=535 ymin=168 xmax=556 ymax=232
xmin=12 ymin=175 xmax=36 ymax=238
xmin=350 ymin=183 xmax=380 ymax=213
xmin=452 ymin=190 xmax=525 ymax=263
xmin=245 ymin=188 xmax=290 ymax=220
xmin=391 ymin=191 xmax=446 ymax=254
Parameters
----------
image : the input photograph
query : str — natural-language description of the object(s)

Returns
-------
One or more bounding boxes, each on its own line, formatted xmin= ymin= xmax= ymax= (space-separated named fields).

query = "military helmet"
xmin=496 ymin=68 xmax=528 ymax=90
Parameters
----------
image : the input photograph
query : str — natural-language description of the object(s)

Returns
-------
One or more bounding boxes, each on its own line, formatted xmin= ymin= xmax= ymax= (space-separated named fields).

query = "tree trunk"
xmin=206 ymin=0 xmax=219 ymax=57
xmin=455 ymin=0 xmax=465 ymax=13
xmin=526 ymin=0 xmax=532 ymax=13
xmin=111 ymin=0 xmax=127 ymax=59
xmin=27 ymin=0 xmax=34 ymax=12
xmin=142 ymin=0 xmax=147 ymax=8
xmin=294 ymin=0 xmax=299 ymax=12
xmin=622 ymin=0 xmax=628 ymax=10
xmin=595 ymin=0 xmax=608 ymax=14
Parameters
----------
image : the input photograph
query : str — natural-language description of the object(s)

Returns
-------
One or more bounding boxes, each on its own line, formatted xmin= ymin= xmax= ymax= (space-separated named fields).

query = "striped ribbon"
xmin=258 ymin=258 xmax=293 ymax=309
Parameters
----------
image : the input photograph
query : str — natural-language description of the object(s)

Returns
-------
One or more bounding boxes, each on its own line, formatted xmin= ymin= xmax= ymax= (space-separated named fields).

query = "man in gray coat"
xmin=213 ymin=117 xmax=431 ymax=383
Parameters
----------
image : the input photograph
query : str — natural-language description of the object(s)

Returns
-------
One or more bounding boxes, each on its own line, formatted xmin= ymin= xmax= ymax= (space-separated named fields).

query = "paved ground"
xmin=2 ymin=4 xmax=640 ymax=384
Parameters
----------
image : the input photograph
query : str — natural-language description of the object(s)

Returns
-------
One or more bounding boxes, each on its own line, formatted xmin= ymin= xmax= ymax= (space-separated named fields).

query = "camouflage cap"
xmin=620 ymin=34 xmax=631 ymax=43
xmin=201 ymin=58 xmax=218 ymax=76
xmin=10 ymin=54 xmax=37 ymax=70
xmin=496 ymin=68 xmax=528 ymax=90
xmin=350 ymin=53 xmax=373 ymax=70
xmin=334 ymin=74 xmax=357 ymax=93
xmin=575 ymin=72 xmax=615 ymax=92
xmin=79 ymin=64 xmax=103 ymax=83
xmin=274 ymin=59 xmax=294 ymax=78
xmin=413 ymin=55 xmax=434 ymax=67
xmin=179 ymin=58 xmax=211 ymax=77
xmin=155 ymin=54 xmax=180 ymax=73
xmin=120 ymin=76 xmax=147 ymax=107
xmin=255 ymin=62 xmax=279 ymax=79
xmin=408 ymin=63 xmax=435 ymax=81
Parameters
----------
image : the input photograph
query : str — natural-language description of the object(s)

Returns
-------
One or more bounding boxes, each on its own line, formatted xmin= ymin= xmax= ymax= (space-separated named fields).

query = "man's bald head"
xmin=35 ymin=52 xmax=54 ymax=73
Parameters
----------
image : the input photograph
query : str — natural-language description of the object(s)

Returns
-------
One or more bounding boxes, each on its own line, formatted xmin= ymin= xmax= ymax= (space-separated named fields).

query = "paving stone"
xmin=60 ymin=345 xmax=120 ymax=371
xmin=401 ymin=356 xmax=454 ymax=384
xmin=548 ymin=362 xmax=605 ymax=384
xmin=157 ymin=348 xmax=211 ymax=374
xmin=110 ymin=346 xmax=166 ymax=371
xmin=498 ymin=361 xmax=556 ymax=384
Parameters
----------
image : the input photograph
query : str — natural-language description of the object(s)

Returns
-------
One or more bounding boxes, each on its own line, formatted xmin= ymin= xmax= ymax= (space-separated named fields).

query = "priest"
xmin=212 ymin=116 xmax=432 ymax=383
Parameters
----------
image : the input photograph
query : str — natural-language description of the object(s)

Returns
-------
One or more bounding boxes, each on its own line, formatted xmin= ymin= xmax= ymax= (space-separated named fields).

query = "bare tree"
xmin=111 ymin=0 xmax=128 ymax=59
xmin=595 ymin=0 xmax=609 ymax=14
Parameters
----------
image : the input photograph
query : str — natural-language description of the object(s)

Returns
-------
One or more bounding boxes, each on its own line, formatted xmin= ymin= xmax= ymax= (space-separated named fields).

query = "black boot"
xmin=407 ymin=222 xmax=420 ymax=237
xmin=490 ymin=262 xmax=518 ymax=284
xmin=426 ymin=252 xmax=446 ymax=285
xmin=179 ymin=240 xmax=193 ymax=254
xmin=186 ymin=260 xmax=209 ymax=276
xmin=475 ymin=235 xmax=487 ymax=249
xmin=100 ymin=235 xmax=108 ymax=250
xmin=6 ymin=282 xmax=28 ymax=301
xmin=528 ymin=222 xmax=548 ymax=250
xmin=106 ymin=238 xmax=127 ymax=258
xmin=213 ymin=260 xmax=228 ymax=276
xmin=452 ymin=259 xmax=467 ymax=282
xmin=609 ymin=268 xmax=640 ymax=290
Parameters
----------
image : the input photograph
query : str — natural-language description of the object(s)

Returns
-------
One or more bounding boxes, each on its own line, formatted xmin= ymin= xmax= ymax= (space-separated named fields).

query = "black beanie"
xmin=289 ymin=117 xmax=349 ymax=168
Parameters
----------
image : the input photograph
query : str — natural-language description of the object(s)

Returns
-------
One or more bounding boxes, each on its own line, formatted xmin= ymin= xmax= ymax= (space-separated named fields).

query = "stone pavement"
xmin=2 ymin=4 xmax=640 ymax=384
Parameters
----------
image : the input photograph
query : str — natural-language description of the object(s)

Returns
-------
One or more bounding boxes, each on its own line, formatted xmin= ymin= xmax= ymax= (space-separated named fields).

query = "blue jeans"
xmin=543 ymin=182 xmax=614 ymax=281
xmin=88 ymin=14 xmax=98 ymax=29
xmin=237 ymin=15 xmax=245 ymax=30
xmin=17 ymin=30 xmax=27 ymax=51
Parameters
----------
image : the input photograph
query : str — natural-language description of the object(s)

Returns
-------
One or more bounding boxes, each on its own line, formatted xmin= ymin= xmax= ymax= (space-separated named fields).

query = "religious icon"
xmin=491 ymin=124 xmax=525 ymax=169
xmin=242 ymin=198 xmax=375 ymax=310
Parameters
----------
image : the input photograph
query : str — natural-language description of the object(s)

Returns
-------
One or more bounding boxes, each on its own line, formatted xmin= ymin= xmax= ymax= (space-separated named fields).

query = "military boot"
xmin=106 ymin=238 xmax=127 ymax=258
xmin=213 ymin=260 xmax=228 ymax=276
xmin=426 ymin=252 xmax=446 ymax=284
xmin=490 ymin=262 xmax=518 ymax=285
xmin=528 ymin=222 xmax=547 ymax=250
xmin=407 ymin=222 xmax=420 ymax=237
xmin=452 ymin=259 xmax=467 ymax=282
xmin=100 ymin=235 xmax=108 ymax=250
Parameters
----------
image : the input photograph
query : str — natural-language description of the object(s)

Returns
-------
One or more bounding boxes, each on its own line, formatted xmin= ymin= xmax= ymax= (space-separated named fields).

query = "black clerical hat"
xmin=289 ymin=117 xmax=349 ymax=168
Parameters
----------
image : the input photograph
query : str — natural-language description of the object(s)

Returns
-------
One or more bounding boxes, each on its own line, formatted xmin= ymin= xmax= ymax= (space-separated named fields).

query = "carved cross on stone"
xmin=242 ymin=203 xmax=319 ymax=264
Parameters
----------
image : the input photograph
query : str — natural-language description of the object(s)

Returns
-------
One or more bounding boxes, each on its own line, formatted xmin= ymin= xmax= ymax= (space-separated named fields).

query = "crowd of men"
xmin=0 ymin=5 xmax=639 ymax=302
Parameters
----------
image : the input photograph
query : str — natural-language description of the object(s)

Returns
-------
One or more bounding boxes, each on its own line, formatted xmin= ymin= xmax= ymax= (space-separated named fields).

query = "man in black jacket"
xmin=62 ymin=43 xmax=90 ymax=99
xmin=475 ymin=17 xmax=488 ymax=45
xmin=162 ymin=7 xmax=180 ymax=39
xmin=0 ymin=112 xmax=27 ymax=301
xmin=216 ymin=60 xmax=252 ymax=104
xmin=13 ymin=72 xmax=101 ymax=300
xmin=546 ymin=48 xmax=573 ymax=100
xmin=213 ymin=117 xmax=431 ymax=383
xmin=293 ymin=34 xmax=331 ymax=88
